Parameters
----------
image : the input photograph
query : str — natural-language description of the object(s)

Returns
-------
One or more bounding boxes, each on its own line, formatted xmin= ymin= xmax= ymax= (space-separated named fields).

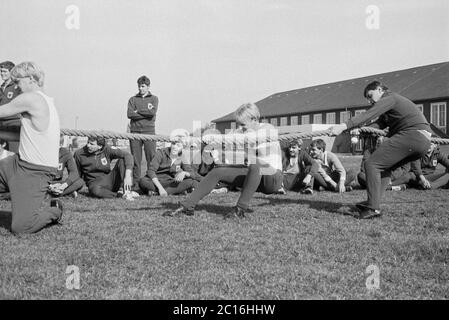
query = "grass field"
xmin=0 ymin=156 xmax=448 ymax=299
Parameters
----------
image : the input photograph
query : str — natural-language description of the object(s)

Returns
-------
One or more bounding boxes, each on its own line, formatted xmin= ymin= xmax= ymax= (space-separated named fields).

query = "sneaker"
xmin=276 ymin=187 xmax=287 ymax=195
xmin=390 ymin=184 xmax=407 ymax=191
xmin=147 ymin=191 xmax=157 ymax=196
xmin=162 ymin=205 xmax=194 ymax=217
xmin=116 ymin=188 xmax=124 ymax=198
xmin=122 ymin=192 xmax=135 ymax=201
xmin=71 ymin=190 xmax=78 ymax=199
xmin=318 ymin=186 xmax=326 ymax=192
xmin=345 ymin=185 xmax=353 ymax=192
xmin=211 ymin=187 xmax=228 ymax=194
xmin=301 ymin=187 xmax=313 ymax=195
xmin=358 ymin=208 xmax=382 ymax=219
xmin=129 ymin=191 xmax=140 ymax=198
xmin=50 ymin=199 xmax=64 ymax=223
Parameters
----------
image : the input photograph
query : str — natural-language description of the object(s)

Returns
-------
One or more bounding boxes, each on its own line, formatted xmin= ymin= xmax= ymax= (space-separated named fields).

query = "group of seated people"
xmin=1 ymin=127 xmax=447 ymax=203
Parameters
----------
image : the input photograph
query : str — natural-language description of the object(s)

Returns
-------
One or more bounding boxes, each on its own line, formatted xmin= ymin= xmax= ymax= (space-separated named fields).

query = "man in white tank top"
xmin=0 ymin=62 xmax=63 ymax=234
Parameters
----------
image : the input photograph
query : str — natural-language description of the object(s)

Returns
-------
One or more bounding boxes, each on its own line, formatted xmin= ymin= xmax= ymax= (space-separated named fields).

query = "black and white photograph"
xmin=0 ymin=0 xmax=448 ymax=306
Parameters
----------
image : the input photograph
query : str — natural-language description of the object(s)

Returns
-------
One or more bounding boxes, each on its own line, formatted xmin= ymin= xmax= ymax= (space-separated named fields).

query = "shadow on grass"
xmin=251 ymin=195 xmax=358 ymax=216
xmin=0 ymin=210 xmax=11 ymax=232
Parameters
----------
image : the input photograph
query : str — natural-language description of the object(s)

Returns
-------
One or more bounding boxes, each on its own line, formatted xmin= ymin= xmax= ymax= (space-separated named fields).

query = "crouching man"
xmin=0 ymin=62 xmax=62 ymax=233
xmin=74 ymin=137 xmax=135 ymax=199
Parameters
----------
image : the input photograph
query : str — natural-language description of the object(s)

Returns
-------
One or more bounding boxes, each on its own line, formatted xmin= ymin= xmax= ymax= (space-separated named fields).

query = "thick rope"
xmin=60 ymin=127 xmax=449 ymax=145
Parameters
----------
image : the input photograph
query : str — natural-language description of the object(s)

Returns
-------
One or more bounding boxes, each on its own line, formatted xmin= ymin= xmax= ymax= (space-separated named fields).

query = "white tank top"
xmin=19 ymin=91 xmax=60 ymax=168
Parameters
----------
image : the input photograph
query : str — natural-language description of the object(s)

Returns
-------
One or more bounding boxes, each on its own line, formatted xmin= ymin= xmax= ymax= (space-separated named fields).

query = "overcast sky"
xmin=1 ymin=0 xmax=448 ymax=135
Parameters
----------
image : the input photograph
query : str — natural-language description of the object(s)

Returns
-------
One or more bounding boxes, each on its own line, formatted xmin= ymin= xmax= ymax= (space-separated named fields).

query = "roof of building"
xmin=213 ymin=61 xmax=449 ymax=123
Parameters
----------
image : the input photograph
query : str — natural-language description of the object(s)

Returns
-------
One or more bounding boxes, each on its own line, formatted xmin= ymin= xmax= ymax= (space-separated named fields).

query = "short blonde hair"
xmin=11 ymin=62 xmax=45 ymax=87
xmin=234 ymin=102 xmax=260 ymax=124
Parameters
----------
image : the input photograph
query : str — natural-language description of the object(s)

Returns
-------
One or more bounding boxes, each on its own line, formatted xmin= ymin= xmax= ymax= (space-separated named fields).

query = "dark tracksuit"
xmin=139 ymin=147 xmax=199 ymax=195
xmin=182 ymin=164 xmax=262 ymax=211
xmin=74 ymin=145 xmax=134 ymax=198
xmin=281 ymin=150 xmax=318 ymax=191
xmin=345 ymin=91 xmax=431 ymax=211
xmin=127 ymin=92 xmax=159 ymax=183
xmin=0 ymin=80 xmax=22 ymax=153
xmin=50 ymin=147 xmax=84 ymax=196
xmin=394 ymin=149 xmax=449 ymax=189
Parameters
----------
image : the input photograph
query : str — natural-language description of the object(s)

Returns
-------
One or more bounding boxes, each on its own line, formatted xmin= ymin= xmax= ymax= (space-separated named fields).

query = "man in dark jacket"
xmin=393 ymin=142 xmax=449 ymax=189
xmin=330 ymin=81 xmax=431 ymax=219
xmin=139 ymin=140 xmax=198 ymax=196
xmin=127 ymin=75 xmax=158 ymax=189
xmin=0 ymin=61 xmax=22 ymax=153
xmin=74 ymin=137 xmax=134 ymax=199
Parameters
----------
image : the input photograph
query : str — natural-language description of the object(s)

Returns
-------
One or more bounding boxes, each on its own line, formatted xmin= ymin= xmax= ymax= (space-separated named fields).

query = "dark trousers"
xmin=0 ymin=155 xmax=62 ymax=234
xmin=139 ymin=174 xmax=199 ymax=195
xmin=258 ymin=170 xmax=284 ymax=194
xmin=50 ymin=177 xmax=84 ymax=196
xmin=182 ymin=164 xmax=262 ymax=211
xmin=88 ymin=159 xmax=126 ymax=198
xmin=129 ymin=139 xmax=156 ymax=182
xmin=312 ymin=169 xmax=357 ymax=190
xmin=358 ymin=166 xmax=408 ymax=189
xmin=282 ymin=171 xmax=314 ymax=191
xmin=364 ymin=130 xmax=431 ymax=210
xmin=393 ymin=171 xmax=449 ymax=189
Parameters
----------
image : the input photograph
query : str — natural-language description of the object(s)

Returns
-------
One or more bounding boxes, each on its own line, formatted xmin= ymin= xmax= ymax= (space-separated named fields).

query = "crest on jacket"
xmin=101 ymin=157 xmax=108 ymax=166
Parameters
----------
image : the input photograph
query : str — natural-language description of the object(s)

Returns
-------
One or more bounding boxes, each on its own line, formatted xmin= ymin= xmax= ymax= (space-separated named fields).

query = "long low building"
xmin=212 ymin=62 xmax=449 ymax=141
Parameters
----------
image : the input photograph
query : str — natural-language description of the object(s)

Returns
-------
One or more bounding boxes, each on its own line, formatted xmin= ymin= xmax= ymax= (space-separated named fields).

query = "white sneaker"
xmin=211 ymin=187 xmax=228 ymax=194
xmin=129 ymin=191 xmax=140 ymax=198
xmin=122 ymin=190 xmax=135 ymax=201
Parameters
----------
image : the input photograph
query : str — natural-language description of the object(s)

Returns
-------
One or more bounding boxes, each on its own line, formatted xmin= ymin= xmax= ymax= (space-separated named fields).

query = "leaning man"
xmin=0 ymin=62 xmax=63 ymax=234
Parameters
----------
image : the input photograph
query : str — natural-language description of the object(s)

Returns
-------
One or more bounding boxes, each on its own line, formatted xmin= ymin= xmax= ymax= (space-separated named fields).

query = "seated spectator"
xmin=139 ymin=139 xmax=199 ymax=196
xmin=48 ymin=135 xmax=84 ymax=198
xmin=190 ymin=142 xmax=231 ymax=194
xmin=309 ymin=139 xmax=356 ymax=192
xmin=279 ymin=139 xmax=318 ymax=194
xmin=74 ymin=137 xmax=136 ymax=199
xmin=392 ymin=142 xmax=449 ymax=190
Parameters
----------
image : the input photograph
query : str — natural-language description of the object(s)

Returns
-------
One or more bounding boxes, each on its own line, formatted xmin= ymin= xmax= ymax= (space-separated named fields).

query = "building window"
xmin=339 ymin=111 xmax=350 ymax=124
xmin=261 ymin=118 xmax=268 ymax=123
xmin=280 ymin=117 xmax=288 ymax=126
xmin=354 ymin=109 xmax=366 ymax=117
xmin=270 ymin=118 xmax=278 ymax=126
xmin=313 ymin=114 xmax=322 ymax=124
xmin=230 ymin=122 xmax=236 ymax=130
xmin=326 ymin=112 xmax=336 ymax=124
xmin=416 ymin=104 xmax=423 ymax=113
xmin=301 ymin=115 xmax=309 ymax=124
xmin=290 ymin=116 xmax=298 ymax=126
xmin=431 ymin=102 xmax=447 ymax=132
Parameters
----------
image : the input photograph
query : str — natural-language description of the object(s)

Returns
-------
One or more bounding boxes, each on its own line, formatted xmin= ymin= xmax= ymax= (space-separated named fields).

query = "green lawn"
xmin=0 ymin=156 xmax=448 ymax=299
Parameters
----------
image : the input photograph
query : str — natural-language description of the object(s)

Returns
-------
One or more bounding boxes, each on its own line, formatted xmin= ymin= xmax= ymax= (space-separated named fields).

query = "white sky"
xmin=1 ymin=0 xmax=448 ymax=135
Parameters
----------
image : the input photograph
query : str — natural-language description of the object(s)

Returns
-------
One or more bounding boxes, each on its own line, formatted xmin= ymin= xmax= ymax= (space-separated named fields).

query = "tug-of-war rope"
xmin=60 ymin=127 xmax=449 ymax=145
